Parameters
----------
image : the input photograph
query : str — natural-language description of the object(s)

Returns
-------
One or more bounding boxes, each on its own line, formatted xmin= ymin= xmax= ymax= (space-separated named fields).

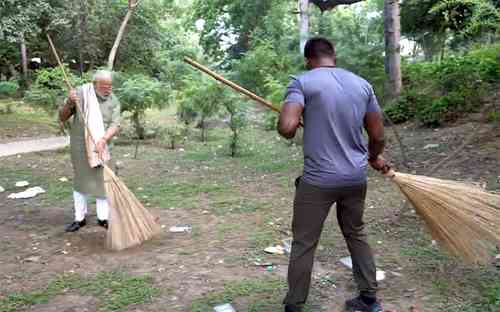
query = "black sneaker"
xmin=65 ymin=219 xmax=86 ymax=232
xmin=345 ymin=296 xmax=382 ymax=312
xmin=284 ymin=304 xmax=303 ymax=312
xmin=97 ymin=219 xmax=108 ymax=229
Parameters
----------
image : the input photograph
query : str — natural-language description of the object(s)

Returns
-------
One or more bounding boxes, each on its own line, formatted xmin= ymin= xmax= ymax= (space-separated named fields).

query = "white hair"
xmin=92 ymin=70 xmax=113 ymax=82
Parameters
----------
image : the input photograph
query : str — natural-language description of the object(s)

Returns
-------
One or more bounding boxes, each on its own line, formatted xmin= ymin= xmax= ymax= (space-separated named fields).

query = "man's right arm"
xmin=59 ymin=89 xmax=77 ymax=123
xmin=278 ymin=77 xmax=304 ymax=139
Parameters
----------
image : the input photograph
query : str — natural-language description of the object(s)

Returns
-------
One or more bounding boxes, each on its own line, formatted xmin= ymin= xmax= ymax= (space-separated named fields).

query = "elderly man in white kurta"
xmin=59 ymin=70 xmax=121 ymax=232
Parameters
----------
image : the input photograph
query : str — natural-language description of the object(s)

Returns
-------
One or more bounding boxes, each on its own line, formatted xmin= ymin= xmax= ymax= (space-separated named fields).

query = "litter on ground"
xmin=213 ymin=303 xmax=236 ymax=312
xmin=169 ymin=225 xmax=192 ymax=233
xmin=15 ymin=181 xmax=30 ymax=187
xmin=8 ymin=187 xmax=46 ymax=199
xmin=264 ymin=245 xmax=285 ymax=255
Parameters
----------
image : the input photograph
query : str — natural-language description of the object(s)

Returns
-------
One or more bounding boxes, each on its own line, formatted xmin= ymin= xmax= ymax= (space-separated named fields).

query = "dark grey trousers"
xmin=284 ymin=177 xmax=378 ymax=306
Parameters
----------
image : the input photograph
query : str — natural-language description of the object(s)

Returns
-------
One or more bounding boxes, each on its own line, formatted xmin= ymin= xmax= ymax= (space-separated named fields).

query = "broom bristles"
xmin=104 ymin=166 xmax=161 ymax=251
xmin=392 ymin=171 xmax=500 ymax=264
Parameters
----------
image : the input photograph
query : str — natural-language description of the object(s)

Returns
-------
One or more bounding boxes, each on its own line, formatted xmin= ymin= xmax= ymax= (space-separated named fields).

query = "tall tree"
xmin=78 ymin=0 xmax=88 ymax=74
xmin=107 ymin=0 xmax=141 ymax=70
xmin=299 ymin=0 xmax=310 ymax=54
xmin=192 ymin=0 xmax=275 ymax=59
xmin=20 ymin=33 xmax=28 ymax=82
xmin=384 ymin=0 xmax=402 ymax=100
xmin=0 ymin=0 xmax=68 ymax=83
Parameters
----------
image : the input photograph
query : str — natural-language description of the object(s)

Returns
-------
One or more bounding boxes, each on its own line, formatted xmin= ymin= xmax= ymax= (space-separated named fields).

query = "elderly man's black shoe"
xmin=65 ymin=219 xmax=86 ymax=232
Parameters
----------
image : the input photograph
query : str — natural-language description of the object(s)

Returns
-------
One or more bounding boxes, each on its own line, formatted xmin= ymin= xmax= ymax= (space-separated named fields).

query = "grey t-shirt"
xmin=284 ymin=67 xmax=381 ymax=187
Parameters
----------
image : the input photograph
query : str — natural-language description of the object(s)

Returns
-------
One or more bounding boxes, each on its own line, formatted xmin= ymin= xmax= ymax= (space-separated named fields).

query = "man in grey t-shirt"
xmin=278 ymin=38 xmax=387 ymax=312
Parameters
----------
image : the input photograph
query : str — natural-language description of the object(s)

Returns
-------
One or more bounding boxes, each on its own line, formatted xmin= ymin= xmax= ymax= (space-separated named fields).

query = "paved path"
xmin=0 ymin=136 xmax=69 ymax=157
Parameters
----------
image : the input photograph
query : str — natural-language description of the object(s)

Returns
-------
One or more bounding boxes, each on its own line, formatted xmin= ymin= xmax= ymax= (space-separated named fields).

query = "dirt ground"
xmin=0 ymin=117 xmax=499 ymax=311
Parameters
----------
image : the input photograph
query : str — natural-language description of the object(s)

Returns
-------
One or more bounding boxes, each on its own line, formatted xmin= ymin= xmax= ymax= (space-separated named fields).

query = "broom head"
xmin=104 ymin=165 xmax=161 ymax=251
xmin=391 ymin=171 xmax=500 ymax=264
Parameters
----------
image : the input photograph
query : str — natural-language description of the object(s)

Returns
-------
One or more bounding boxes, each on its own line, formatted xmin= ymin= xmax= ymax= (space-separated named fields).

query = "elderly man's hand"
xmin=68 ymin=89 xmax=78 ymax=105
xmin=96 ymin=138 xmax=107 ymax=160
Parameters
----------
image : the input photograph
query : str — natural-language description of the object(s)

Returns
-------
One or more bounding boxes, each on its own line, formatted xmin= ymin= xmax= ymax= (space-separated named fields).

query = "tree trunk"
xmin=107 ymin=0 xmax=140 ymax=70
xmin=78 ymin=0 xmax=88 ymax=75
xmin=299 ymin=0 xmax=310 ymax=54
xmin=20 ymin=33 xmax=28 ymax=83
xmin=132 ymin=111 xmax=145 ymax=140
xmin=383 ymin=0 xmax=402 ymax=101
xmin=201 ymin=117 xmax=206 ymax=142
xmin=231 ymin=131 xmax=237 ymax=157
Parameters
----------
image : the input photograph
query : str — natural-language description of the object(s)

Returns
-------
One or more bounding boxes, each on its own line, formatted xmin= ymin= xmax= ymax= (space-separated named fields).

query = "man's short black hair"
xmin=304 ymin=37 xmax=336 ymax=59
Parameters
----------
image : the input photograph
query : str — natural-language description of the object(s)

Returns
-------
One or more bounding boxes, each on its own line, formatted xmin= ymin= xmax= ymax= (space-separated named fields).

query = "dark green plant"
xmin=0 ymin=80 xmax=19 ymax=98
xmin=384 ymin=98 xmax=414 ymax=124
xmin=397 ymin=44 xmax=500 ymax=126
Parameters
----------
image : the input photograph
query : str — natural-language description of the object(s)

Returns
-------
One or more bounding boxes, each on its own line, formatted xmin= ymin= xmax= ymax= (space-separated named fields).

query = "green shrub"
xmin=416 ymin=97 xmax=451 ymax=126
xmin=384 ymin=99 xmax=414 ymax=124
xmin=0 ymin=81 xmax=19 ymax=98
xmin=399 ymin=44 xmax=499 ymax=126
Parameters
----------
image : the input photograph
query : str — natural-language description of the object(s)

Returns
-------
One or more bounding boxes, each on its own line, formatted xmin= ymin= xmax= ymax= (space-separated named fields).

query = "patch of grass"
xmin=0 ymin=167 xmax=73 ymax=205
xmin=188 ymin=278 xmax=286 ymax=312
xmin=216 ymin=221 xmax=244 ymax=241
xmin=184 ymin=148 xmax=216 ymax=161
xmin=0 ymin=168 xmax=36 ymax=189
xmin=0 ymin=272 xmax=160 ymax=312
xmin=136 ymin=181 xmax=227 ymax=209
xmin=480 ymin=280 xmax=500 ymax=310
xmin=400 ymin=236 xmax=449 ymax=269
xmin=43 ymin=181 xmax=73 ymax=203
xmin=248 ymin=227 xmax=280 ymax=252
xmin=191 ymin=224 xmax=202 ymax=240
xmin=211 ymin=196 xmax=272 ymax=216
xmin=0 ymin=100 xmax=58 ymax=134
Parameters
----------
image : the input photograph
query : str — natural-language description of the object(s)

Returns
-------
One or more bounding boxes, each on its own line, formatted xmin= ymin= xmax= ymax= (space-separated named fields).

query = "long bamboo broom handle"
xmin=184 ymin=57 xmax=280 ymax=113
xmin=47 ymin=34 xmax=73 ymax=90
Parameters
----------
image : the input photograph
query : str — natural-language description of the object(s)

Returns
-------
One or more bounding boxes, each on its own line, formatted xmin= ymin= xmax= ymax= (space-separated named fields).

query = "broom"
xmin=47 ymin=34 xmax=161 ymax=251
xmin=184 ymin=57 xmax=500 ymax=264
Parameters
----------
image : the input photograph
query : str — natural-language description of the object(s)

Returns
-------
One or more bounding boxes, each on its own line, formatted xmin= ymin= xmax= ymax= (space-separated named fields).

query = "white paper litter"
xmin=376 ymin=270 xmax=386 ymax=281
xmin=59 ymin=177 xmax=69 ymax=182
xmin=282 ymin=238 xmax=292 ymax=254
xmin=15 ymin=181 xmax=30 ymax=187
xmin=0 ymin=186 xmax=4 ymax=193
xmin=8 ymin=187 xmax=46 ymax=199
xmin=264 ymin=245 xmax=285 ymax=255
xmin=214 ymin=303 xmax=236 ymax=312
xmin=339 ymin=256 xmax=353 ymax=269
xmin=423 ymin=143 xmax=440 ymax=150
xmin=169 ymin=225 xmax=192 ymax=233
